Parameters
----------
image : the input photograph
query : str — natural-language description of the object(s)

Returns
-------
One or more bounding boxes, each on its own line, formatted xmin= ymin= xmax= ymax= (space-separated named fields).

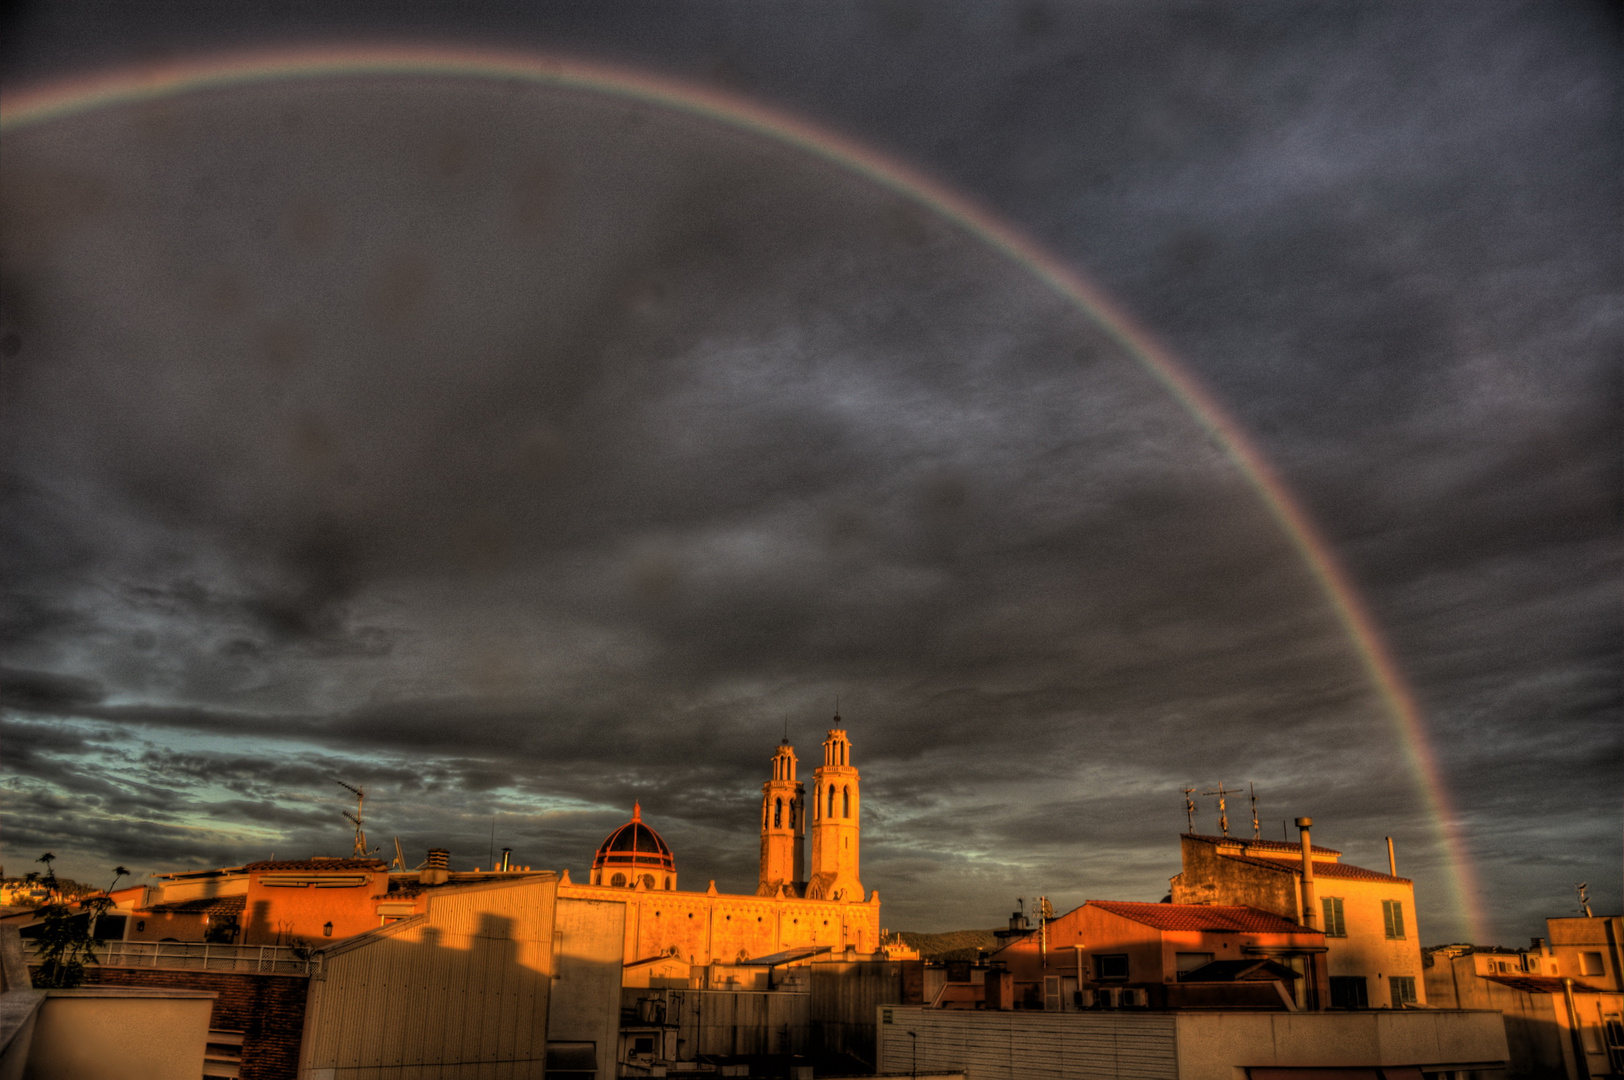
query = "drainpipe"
xmin=1562 ymin=977 xmax=1593 ymax=1080
xmin=1605 ymin=918 xmax=1622 ymax=994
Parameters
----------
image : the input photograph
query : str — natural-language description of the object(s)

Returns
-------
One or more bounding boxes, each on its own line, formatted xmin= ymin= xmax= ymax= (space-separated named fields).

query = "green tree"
xmin=30 ymin=853 xmax=117 ymax=989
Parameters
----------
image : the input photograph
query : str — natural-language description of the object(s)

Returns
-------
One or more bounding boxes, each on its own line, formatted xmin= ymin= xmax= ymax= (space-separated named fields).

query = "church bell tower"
xmin=758 ymin=739 xmax=805 ymax=896
xmin=808 ymin=718 xmax=863 ymax=902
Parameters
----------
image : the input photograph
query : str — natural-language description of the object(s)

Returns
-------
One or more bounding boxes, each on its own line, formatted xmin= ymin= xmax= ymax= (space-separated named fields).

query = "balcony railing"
xmin=28 ymin=939 xmax=320 ymax=977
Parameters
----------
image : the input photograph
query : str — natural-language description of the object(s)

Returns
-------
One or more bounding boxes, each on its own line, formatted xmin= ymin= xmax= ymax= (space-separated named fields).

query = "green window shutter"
xmin=1382 ymin=900 xmax=1395 ymax=938
xmin=1321 ymin=897 xmax=1345 ymax=936
xmin=1391 ymin=901 xmax=1404 ymax=939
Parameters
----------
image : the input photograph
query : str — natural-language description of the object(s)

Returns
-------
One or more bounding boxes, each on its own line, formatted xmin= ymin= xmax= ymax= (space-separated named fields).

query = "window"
xmin=1175 ymin=952 xmax=1214 ymax=978
xmin=1094 ymin=954 xmax=1129 ymax=980
xmin=1582 ymin=952 xmax=1606 ymax=977
xmin=842 ymin=786 xmax=850 ymax=818
xmin=1321 ymin=896 xmax=1346 ymax=937
xmin=611 ymin=873 xmax=626 ymax=887
xmin=1389 ymin=976 xmax=1417 ymax=1007
xmin=1382 ymin=899 xmax=1406 ymax=940
xmin=1330 ymin=976 xmax=1368 ymax=1009
xmin=828 ymin=786 xmax=836 ymax=817
xmin=774 ymin=798 xmax=782 ymax=828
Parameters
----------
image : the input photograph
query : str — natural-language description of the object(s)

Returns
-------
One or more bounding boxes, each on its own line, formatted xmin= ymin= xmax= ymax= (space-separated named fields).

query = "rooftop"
xmin=146 ymin=895 xmax=247 ymax=916
xmin=1484 ymin=974 xmax=1605 ymax=994
xmin=1184 ymin=833 xmax=1341 ymax=858
xmin=1218 ymin=852 xmax=1410 ymax=884
xmin=242 ymin=859 xmax=389 ymax=872
xmin=1089 ymin=901 xmax=1321 ymax=935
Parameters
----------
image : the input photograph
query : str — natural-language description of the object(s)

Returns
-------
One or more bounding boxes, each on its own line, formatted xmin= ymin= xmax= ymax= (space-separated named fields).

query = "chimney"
xmin=1386 ymin=836 xmax=1396 ymax=877
xmin=499 ymin=848 xmax=512 ymax=872
xmin=420 ymin=848 xmax=450 ymax=886
xmin=1295 ymin=818 xmax=1318 ymax=929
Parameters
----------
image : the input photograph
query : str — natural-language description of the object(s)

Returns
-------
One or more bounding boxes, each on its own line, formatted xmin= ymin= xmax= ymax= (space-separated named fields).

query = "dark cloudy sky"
xmin=1 ymin=2 xmax=1617 ymax=942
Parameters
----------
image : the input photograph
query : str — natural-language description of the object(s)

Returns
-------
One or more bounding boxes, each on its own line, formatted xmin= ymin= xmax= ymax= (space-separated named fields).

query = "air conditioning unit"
xmin=1094 ymin=988 xmax=1118 ymax=1008
xmin=1119 ymin=988 xmax=1147 ymax=1008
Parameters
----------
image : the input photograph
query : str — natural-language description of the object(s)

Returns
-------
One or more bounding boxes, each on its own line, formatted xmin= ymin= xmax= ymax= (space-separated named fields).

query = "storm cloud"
xmin=1 ymin=2 xmax=1617 ymax=940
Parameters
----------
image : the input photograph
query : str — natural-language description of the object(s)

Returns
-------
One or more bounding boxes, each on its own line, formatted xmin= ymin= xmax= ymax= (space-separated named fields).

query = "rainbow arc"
xmin=1 ymin=44 xmax=1484 ymax=941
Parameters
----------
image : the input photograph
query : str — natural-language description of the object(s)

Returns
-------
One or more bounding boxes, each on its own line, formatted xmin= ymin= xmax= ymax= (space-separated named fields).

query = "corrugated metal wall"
xmin=875 ymin=1007 xmax=1178 ymax=1080
xmin=809 ymin=959 xmax=921 ymax=1065
xmin=301 ymin=879 xmax=558 ymax=1079
xmin=665 ymin=989 xmax=810 ymax=1057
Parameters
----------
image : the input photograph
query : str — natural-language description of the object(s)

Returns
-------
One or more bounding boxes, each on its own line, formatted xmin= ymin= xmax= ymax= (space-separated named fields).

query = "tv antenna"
xmin=336 ymin=781 xmax=373 ymax=856
xmin=391 ymin=836 xmax=406 ymax=871
xmin=1182 ymin=788 xmax=1196 ymax=832
xmin=1576 ymin=883 xmax=1592 ymax=918
xmin=1202 ymin=782 xmax=1239 ymax=837
xmin=1249 ymin=782 xmax=1261 ymax=839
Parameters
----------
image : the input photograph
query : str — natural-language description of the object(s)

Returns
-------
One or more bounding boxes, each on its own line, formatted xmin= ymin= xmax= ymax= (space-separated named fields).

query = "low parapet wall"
xmin=24 ymin=987 xmax=216 ymax=1080
xmin=877 ymin=1006 xmax=1510 ymax=1080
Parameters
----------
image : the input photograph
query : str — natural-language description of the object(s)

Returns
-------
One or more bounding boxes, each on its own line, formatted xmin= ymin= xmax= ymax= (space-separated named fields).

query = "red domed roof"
xmin=593 ymin=802 xmax=675 ymax=874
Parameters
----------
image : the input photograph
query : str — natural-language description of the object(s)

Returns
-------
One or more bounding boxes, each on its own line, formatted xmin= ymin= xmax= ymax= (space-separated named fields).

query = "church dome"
xmin=591 ymin=803 xmax=676 ymax=890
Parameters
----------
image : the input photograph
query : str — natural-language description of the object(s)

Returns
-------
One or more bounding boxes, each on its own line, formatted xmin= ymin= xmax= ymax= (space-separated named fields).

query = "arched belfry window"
xmin=842 ymin=786 xmax=850 ymax=818
xmin=774 ymin=797 xmax=783 ymax=828
xmin=828 ymin=785 xmax=837 ymax=818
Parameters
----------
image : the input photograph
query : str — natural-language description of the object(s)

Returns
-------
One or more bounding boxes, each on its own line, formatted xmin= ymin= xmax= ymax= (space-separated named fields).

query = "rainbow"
xmin=0 ymin=44 xmax=1485 ymax=941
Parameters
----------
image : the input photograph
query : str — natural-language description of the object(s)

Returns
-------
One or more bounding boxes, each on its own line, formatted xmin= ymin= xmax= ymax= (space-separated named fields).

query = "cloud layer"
xmin=2 ymin=3 xmax=1617 ymax=940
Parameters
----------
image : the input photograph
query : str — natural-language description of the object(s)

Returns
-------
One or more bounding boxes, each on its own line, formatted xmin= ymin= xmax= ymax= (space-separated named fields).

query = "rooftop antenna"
xmin=1202 ymin=782 xmax=1237 ymax=837
xmin=1249 ymin=782 xmax=1261 ymax=840
xmin=1182 ymin=788 xmax=1196 ymax=833
xmin=391 ymin=836 xmax=406 ymax=872
xmin=1576 ymin=883 xmax=1593 ymax=918
xmin=336 ymin=781 xmax=371 ymax=856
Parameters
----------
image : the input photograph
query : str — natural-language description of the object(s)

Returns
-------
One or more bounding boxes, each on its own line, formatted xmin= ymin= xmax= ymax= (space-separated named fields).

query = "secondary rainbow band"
xmin=1 ymin=44 xmax=1484 ymax=941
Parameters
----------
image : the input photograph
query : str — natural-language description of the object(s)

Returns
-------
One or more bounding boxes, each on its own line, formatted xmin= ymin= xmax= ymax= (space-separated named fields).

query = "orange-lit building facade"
xmin=982 ymin=900 xmax=1329 ymax=1011
xmin=556 ymin=718 xmax=882 ymax=966
xmin=1170 ymin=831 xmax=1426 ymax=1008
xmin=112 ymin=719 xmax=883 ymax=970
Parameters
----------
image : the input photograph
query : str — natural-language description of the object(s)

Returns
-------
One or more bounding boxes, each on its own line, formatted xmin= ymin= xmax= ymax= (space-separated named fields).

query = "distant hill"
xmin=897 ymin=928 xmax=1001 ymax=962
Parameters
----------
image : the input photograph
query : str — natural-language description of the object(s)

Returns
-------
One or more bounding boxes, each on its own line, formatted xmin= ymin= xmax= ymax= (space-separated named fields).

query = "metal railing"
xmin=27 ymin=939 xmax=320 ymax=977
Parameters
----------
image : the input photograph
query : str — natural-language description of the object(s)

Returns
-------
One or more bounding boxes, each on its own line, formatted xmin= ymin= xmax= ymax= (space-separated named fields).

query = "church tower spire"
xmin=808 ymin=716 xmax=863 ymax=902
xmin=758 ymin=738 xmax=805 ymax=896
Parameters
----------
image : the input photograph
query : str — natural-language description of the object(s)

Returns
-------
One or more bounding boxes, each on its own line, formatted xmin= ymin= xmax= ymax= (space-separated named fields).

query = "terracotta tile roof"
xmin=146 ymin=895 xmax=247 ymax=916
xmin=242 ymin=859 xmax=388 ymax=872
xmin=1218 ymin=852 xmax=1410 ymax=884
xmin=1484 ymin=974 xmax=1606 ymax=994
xmin=1185 ymin=833 xmax=1341 ymax=857
xmin=1088 ymin=901 xmax=1321 ymax=935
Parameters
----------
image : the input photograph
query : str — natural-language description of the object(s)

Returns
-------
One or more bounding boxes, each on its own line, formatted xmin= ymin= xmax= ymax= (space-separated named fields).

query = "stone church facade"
xmin=555 ymin=718 xmax=881 ymax=966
